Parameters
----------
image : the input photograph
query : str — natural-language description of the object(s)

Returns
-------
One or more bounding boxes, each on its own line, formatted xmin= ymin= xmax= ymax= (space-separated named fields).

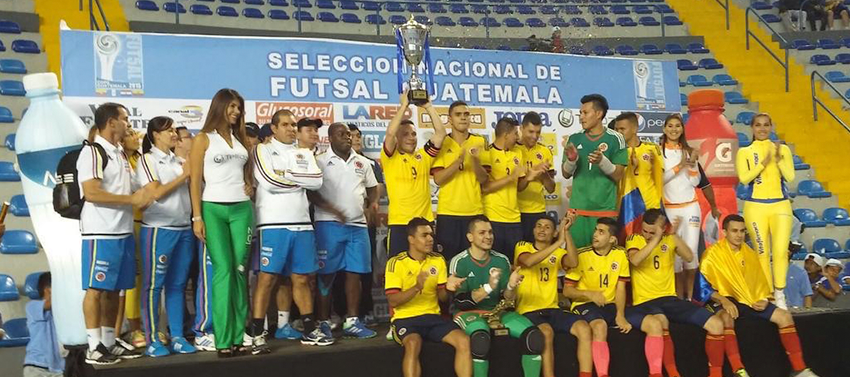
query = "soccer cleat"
xmin=86 ymin=344 xmax=121 ymax=365
xmin=251 ymin=332 xmax=272 ymax=355
xmin=145 ymin=342 xmax=170 ymax=358
xmin=386 ymin=329 xmax=394 ymax=341
xmin=791 ymin=368 xmax=819 ymax=377
xmin=170 ymin=337 xmax=197 ymax=354
xmin=774 ymin=289 xmax=788 ymax=310
xmin=734 ymin=368 xmax=751 ymax=377
xmin=343 ymin=317 xmax=377 ymax=339
xmin=301 ymin=327 xmax=334 ymax=346
xmin=194 ymin=333 xmax=216 ymax=352
xmin=110 ymin=340 xmax=143 ymax=359
xmin=274 ymin=323 xmax=303 ymax=340
xmin=319 ymin=321 xmax=335 ymax=341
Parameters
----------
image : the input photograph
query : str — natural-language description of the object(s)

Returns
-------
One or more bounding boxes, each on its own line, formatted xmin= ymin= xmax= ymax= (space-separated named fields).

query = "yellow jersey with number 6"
xmin=625 ymin=234 xmax=677 ymax=305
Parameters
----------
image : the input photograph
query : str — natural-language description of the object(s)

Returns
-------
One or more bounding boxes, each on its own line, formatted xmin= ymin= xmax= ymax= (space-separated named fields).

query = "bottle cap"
xmin=23 ymin=72 xmax=59 ymax=92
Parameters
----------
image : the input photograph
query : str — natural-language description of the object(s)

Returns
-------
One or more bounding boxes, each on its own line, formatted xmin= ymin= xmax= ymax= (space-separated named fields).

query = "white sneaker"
xmin=774 ymin=289 xmax=788 ymax=310
xmin=242 ymin=332 xmax=252 ymax=347
xmin=194 ymin=333 xmax=216 ymax=352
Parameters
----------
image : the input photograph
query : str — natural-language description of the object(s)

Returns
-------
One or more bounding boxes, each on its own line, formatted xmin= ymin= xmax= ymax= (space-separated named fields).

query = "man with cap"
xmin=259 ymin=123 xmax=273 ymax=144
xmin=245 ymin=122 xmax=261 ymax=151
xmin=784 ymin=251 xmax=813 ymax=309
xmin=813 ymin=258 xmax=844 ymax=303
xmin=297 ymin=118 xmax=323 ymax=154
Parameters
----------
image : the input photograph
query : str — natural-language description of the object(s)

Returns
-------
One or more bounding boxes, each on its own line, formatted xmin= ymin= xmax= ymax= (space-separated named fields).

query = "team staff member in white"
xmin=249 ymin=109 xmax=331 ymax=352
xmin=135 ymin=116 xmax=196 ymax=357
xmin=79 ymin=103 xmax=152 ymax=365
xmin=309 ymin=123 xmax=379 ymax=340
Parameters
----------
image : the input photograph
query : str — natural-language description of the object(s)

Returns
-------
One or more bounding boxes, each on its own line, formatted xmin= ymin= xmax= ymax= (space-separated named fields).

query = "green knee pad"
xmin=456 ymin=313 xmax=492 ymax=377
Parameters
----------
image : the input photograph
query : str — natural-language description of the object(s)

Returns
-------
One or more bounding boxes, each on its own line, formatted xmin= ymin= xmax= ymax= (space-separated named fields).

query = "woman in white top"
xmin=660 ymin=114 xmax=702 ymax=300
xmin=189 ymin=89 xmax=254 ymax=357
xmin=135 ymin=116 xmax=195 ymax=357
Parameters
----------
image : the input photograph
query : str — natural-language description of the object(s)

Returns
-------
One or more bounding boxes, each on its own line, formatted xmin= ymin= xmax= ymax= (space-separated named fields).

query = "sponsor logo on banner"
xmin=360 ymin=131 xmax=386 ymax=154
xmin=419 ymin=107 xmax=486 ymax=130
xmin=340 ymin=104 xmax=413 ymax=128
xmin=490 ymin=110 xmax=555 ymax=128
xmin=94 ymin=33 xmax=144 ymax=96
xmin=168 ymin=105 xmax=204 ymax=122
xmin=633 ymin=60 xmax=667 ymax=111
xmin=558 ymin=109 xmax=577 ymax=128
xmin=635 ymin=112 xmax=671 ymax=135
xmin=255 ymin=102 xmax=333 ymax=124
xmin=65 ymin=98 xmax=209 ymax=130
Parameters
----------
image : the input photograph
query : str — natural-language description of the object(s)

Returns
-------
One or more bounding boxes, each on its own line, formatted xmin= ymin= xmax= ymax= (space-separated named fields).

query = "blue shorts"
xmin=523 ymin=308 xmax=584 ymax=333
xmin=572 ymin=303 xmax=648 ymax=329
xmin=392 ymin=314 xmax=459 ymax=344
xmin=709 ymin=299 xmax=777 ymax=321
xmin=82 ymin=236 xmax=136 ymax=291
xmin=259 ymin=228 xmax=317 ymax=276
xmin=633 ymin=296 xmax=713 ymax=328
xmin=315 ymin=221 xmax=371 ymax=274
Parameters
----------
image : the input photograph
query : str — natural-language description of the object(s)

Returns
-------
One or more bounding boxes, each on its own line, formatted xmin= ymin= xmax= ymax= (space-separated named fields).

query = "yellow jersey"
xmin=698 ymin=239 xmax=771 ymax=306
xmin=385 ymin=251 xmax=448 ymax=320
xmin=517 ymin=143 xmax=555 ymax=214
xmin=481 ymin=144 xmax=525 ymax=223
xmin=514 ymin=241 xmax=567 ymax=314
xmin=625 ymin=234 xmax=676 ymax=305
xmin=736 ymin=140 xmax=795 ymax=201
xmin=381 ymin=143 xmax=438 ymax=225
xmin=564 ymin=246 xmax=630 ymax=309
xmin=432 ymin=133 xmax=487 ymax=216
xmin=619 ymin=142 xmax=663 ymax=210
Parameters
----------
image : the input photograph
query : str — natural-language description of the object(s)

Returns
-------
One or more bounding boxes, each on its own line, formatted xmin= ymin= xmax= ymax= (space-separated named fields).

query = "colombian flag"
xmin=618 ymin=181 xmax=647 ymax=240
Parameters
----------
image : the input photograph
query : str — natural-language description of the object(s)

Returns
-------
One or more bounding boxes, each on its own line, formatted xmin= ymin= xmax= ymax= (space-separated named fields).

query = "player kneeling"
xmin=386 ymin=218 xmax=472 ymax=377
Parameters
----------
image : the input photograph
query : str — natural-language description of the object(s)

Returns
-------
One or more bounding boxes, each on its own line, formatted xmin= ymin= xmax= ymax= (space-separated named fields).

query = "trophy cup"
xmin=481 ymin=298 xmax=515 ymax=336
xmin=395 ymin=16 xmax=431 ymax=106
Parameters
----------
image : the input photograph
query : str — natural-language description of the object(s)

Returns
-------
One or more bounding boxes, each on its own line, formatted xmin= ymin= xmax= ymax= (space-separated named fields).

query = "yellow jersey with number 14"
xmin=513 ymin=241 xmax=567 ymax=314
xmin=626 ymin=234 xmax=677 ymax=305
xmin=564 ymin=246 xmax=630 ymax=309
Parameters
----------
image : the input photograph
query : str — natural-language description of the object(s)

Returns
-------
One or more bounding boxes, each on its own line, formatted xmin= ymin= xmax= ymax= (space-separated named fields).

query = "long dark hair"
xmin=660 ymin=113 xmax=692 ymax=158
xmin=201 ymin=88 xmax=248 ymax=149
xmin=142 ymin=116 xmax=174 ymax=154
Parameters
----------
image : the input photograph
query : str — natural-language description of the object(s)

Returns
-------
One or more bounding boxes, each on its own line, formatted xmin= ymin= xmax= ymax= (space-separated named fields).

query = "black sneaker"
xmin=251 ymin=332 xmax=272 ymax=355
xmin=110 ymin=341 xmax=143 ymax=359
xmin=301 ymin=328 xmax=334 ymax=346
xmin=86 ymin=344 xmax=121 ymax=365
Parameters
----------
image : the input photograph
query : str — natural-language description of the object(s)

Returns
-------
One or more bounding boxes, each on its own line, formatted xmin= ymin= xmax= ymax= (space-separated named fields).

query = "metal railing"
xmin=163 ymin=1 xmax=674 ymax=39
xmin=745 ymin=7 xmax=789 ymax=91
xmin=810 ymin=71 xmax=850 ymax=133
xmin=712 ymin=0 xmax=729 ymax=30
xmin=81 ymin=0 xmax=111 ymax=31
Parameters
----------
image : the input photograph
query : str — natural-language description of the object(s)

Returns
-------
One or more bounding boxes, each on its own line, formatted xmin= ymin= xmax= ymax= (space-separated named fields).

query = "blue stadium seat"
xmin=0 ymin=59 xmax=25 ymax=74
xmin=24 ymin=272 xmax=45 ymax=300
xmin=571 ymin=17 xmax=591 ymax=27
xmin=366 ymin=14 xmax=386 ymax=24
xmin=489 ymin=5 xmax=507 ymax=14
xmin=825 ymin=71 xmax=850 ymax=83
xmin=4 ymin=133 xmax=13 ymax=151
xmin=616 ymin=45 xmax=638 ymax=55
xmin=590 ymin=5 xmax=608 ymax=14
xmin=0 ymin=318 xmax=29 ymax=347
xmin=451 ymin=5 xmax=469 ymax=14
xmin=792 ymin=39 xmax=815 ymax=50
xmin=504 ymin=17 xmax=522 ymax=27
xmin=680 ymin=93 xmax=688 ymax=106
xmin=641 ymin=44 xmax=663 ymax=54
xmin=713 ymin=74 xmax=737 ymax=86
xmin=317 ymin=11 xmax=337 ymax=22
xmin=245 ymin=0 xmax=265 ymax=5
xmin=294 ymin=10 xmax=315 ymax=21
xmin=761 ymin=14 xmax=780 ymax=23
xmin=518 ymin=5 xmax=535 ymax=14
xmin=724 ymin=91 xmax=748 ymax=104
xmin=0 ymin=107 xmax=12 ymax=123
xmin=459 ymin=17 xmax=477 ymax=26
xmin=220 ymin=0 xmax=239 ymax=3
xmin=836 ymin=53 xmax=850 ymax=64
xmin=823 ymin=207 xmax=850 ymax=226
xmin=813 ymin=238 xmax=842 ymax=255
xmin=341 ymin=13 xmax=361 ymax=23
xmin=9 ymin=194 xmax=27 ymax=217
xmin=389 ymin=15 xmax=407 ymax=24
xmin=792 ymin=155 xmax=810 ymax=170
xmin=541 ymin=6 xmax=557 ymax=14
xmin=316 ymin=0 xmax=335 ymax=9
xmin=135 ymin=0 xmax=159 ymax=11
xmin=269 ymin=0 xmax=289 ymax=6
xmin=811 ymin=54 xmax=836 ymax=65
xmin=0 ymin=40 xmax=5 ymax=52
xmin=407 ymin=3 xmax=425 ymax=13
xmin=11 ymin=40 xmax=39 ymax=54
xmin=292 ymin=0 xmax=312 ymax=7
xmin=677 ymin=59 xmax=698 ymax=71
xmin=0 ymin=161 xmax=18 ymax=181
xmin=361 ymin=1 xmax=379 ymax=11
xmin=737 ymin=132 xmax=751 ymax=148
xmin=339 ymin=1 xmax=358 ymax=10
xmin=790 ymin=252 xmax=807 ymax=261
xmin=429 ymin=4 xmax=447 ymax=13
xmin=616 ymin=17 xmax=637 ymax=26
xmin=699 ymin=58 xmax=723 ymax=69
xmin=0 ymin=20 xmax=21 ymax=34
xmin=797 ymin=180 xmax=832 ymax=198
xmin=592 ymin=46 xmax=614 ymax=56
xmin=268 ymin=9 xmax=290 ymax=19
xmin=634 ymin=5 xmax=653 ymax=14
xmin=663 ymin=16 xmax=683 ymax=25
xmin=594 ymin=17 xmax=614 ymax=27
xmin=564 ymin=6 xmax=582 ymax=14
xmin=386 ymin=2 xmax=404 ymax=12
xmin=527 ymin=18 xmax=546 ymax=27
xmin=687 ymin=43 xmax=709 ymax=54
xmin=612 ymin=5 xmax=630 ymax=14
xmin=243 ymin=8 xmax=265 ymax=18
xmin=190 ymin=4 xmax=213 ymax=15
xmin=0 ymin=274 xmax=17 ymax=301
xmin=751 ymin=1 xmax=773 ymax=9
xmin=0 ymin=230 xmax=37 ymax=253
xmin=0 ymin=80 xmax=25 ymax=96
xmin=414 ymin=15 xmax=432 ymax=25
xmin=794 ymin=208 xmax=827 ymax=227
xmin=569 ymin=46 xmax=589 ymax=55
xmin=549 ymin=18 xmax=568 ymax=27
xmin=217 ymin=6 xmax=239 ymax=17
xmin=163 ymin=2 xmax=187 ymax=13
xmin=687 ymin=74 xmax=712 ymax=87
xmin=818 ymin=38 xmax=841 ymax=49
xmin=655 ymin=4 xmax=674 ymax=13
xmin=666 ymin=43 xmax=687 ymax=54
xmin=435 ymin=16 xmax=456 ymax=26
xmin=480 ymin=17 xmax=500 ymax=27
xmin=735 ymin=111 xmax=755 ymax=125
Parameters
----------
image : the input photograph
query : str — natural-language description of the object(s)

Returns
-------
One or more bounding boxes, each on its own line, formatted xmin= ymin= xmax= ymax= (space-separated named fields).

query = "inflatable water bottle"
xmin=16 ymin=72 xmax=89 ymax=346
xmin=685 ymin=89 xmax=739 ymax=235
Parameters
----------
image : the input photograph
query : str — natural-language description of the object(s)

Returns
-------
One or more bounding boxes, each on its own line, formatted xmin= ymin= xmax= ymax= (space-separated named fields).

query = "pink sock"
xmin=645 ymin=335 xmax=664 ymax=375
xmin=591 ymin=341 xmax=610 ymax=377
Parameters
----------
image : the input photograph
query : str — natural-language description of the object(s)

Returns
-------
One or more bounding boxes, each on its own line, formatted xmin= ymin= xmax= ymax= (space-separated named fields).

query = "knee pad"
xmin=521 ymin=327 xmax=544 ymax=355
xmin=469 ymin=330 xmax=491 ymax=359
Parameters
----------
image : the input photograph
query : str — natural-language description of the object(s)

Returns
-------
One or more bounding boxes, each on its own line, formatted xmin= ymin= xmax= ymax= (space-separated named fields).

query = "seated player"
xmin=515 ymin=213 xmax=593 ymax=377
xmin=386 ymin=218 xmax=472 ymax=377
xmin=695 ymin=214 xmax=819 ymax=377
xmin=626 ymin=209 xmax=727 ymax=377
xmin=449 ymin=215 xmax=542 ymax=377
xmin=564 ymin=218 xmax=665 ymax=377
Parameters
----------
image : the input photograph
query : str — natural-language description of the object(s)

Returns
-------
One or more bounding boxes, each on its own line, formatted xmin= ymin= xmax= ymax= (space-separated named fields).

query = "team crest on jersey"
xmin=611 ymin=261 xmax=619 ymax=271
xmin=158 ymin=255 xmax=168 ymax=264
xmin=415 ymin=153 xmax=422 ymax=160
xmin=296 ymin=153 xmax=304 ymax=160
xmin=261 ymin=257 xmax=270 ymax=267
xmin=598 ymin=142 xmax=609 ymax=152
xmin=466 ymin=315 xmax=477 ymax=322
xmin=95 ymin=272 xmax=106 ymax=282
xmin=429 ymin=266 xmax=438 ymax=276
xmin=549 ymin=255 xmax=557 ymax=264
xmin=318 ymin=260 xmax=326 ymax=269
xmin=660 ymin=244 xmax=668 ymax=253
xmin=513 ymin=157 xmax=520 ymax=165
xmin=536 ymin=152 xmax=543 ymax=160
xmin=642 ymin=153 xmax=651 ymax=161
xmin=355 ymin=161 xmax=364 ymax=169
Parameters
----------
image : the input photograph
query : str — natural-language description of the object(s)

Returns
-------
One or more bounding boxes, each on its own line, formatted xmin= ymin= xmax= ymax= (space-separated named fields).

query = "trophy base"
xmin=408 ymin=88 xmax=429 ymax=106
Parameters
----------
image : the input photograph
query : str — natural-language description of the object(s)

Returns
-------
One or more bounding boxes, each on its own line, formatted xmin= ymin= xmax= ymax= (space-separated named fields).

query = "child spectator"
xmin=24 ymin=272 xmax=65 ymax=377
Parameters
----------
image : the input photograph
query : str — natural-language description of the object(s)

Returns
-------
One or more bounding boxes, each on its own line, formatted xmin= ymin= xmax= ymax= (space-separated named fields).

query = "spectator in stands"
xmin=826 ymin=0 xmax=850 ymax=29
xmin=812 ymin=259 xmax=844 ymax=302
xmin=245 ymin=122 xmax=260 ymax=151
xmin=784 ymin=252 xmax=812 ymax=309
xmin=803 ymin=0 xmax=828 ymax=31
xmin=804 ymin=253 xmax=824 ymax=282
xmin=23 ymin=272 xmax=65 ymax=377
xmin=779 ymin=0 xmax=806 ymax=31
xmin=550 ymin=27 xmax=564 ymax=54
xmin=526 ymin=35 xmax=549 ymax=52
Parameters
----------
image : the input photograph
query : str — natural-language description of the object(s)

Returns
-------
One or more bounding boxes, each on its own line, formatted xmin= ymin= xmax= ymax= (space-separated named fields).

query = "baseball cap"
xmin=552 ymin=26 xmax=561 ymax=33
xmin=245 ymin=122 xmax=260 ymax=138
xmin=259 ymin=123 xmax=273 ymax=141
xmin=297 ymin=118 xmax=324 ymax=130
xmin=805 ymin=253 xmax=825 ymax=267
xmin=825 ymin=258 xmax=844 ymax=270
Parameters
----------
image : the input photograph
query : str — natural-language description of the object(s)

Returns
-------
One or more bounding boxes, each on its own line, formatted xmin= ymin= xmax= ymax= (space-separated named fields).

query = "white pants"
xmin=667 ymin=202 xmax=702 ymax=273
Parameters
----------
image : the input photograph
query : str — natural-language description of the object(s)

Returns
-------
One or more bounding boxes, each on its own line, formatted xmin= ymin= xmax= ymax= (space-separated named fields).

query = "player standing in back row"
xmin=516 ymin=112 xmax=556 ymax=242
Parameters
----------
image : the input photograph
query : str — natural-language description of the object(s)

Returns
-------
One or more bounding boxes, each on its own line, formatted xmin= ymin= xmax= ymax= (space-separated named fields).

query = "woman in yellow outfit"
xmin=735 ymin=113 xmax=795 ymax=310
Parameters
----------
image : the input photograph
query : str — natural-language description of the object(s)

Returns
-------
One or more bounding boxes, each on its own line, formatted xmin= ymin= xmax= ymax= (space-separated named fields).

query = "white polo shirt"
xmin=314 ymin=149 xmax=378 ymax=227
xmin=77 ymin=135 xmax=134 ymax=238
xmin=136 ymin=147 xmax=191 ymax=229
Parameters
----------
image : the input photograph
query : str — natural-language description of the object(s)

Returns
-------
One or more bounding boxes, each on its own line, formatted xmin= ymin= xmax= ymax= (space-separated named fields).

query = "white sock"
xmin=278 ymin=311 xmax=290 ymax=328
xmin=101 ymin=327 xmax=116 ymax=348
xmin=345 ymin=316 xmax=357 ymax=326
xmin=86 ymin=328 xmax=102 ymax=351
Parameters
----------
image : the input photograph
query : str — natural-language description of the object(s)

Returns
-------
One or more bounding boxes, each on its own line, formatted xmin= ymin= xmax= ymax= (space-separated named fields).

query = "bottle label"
xmin=689 ymin=137 xmax=738 ymax=185
xmin=17 ymin=146 xmax=81 ymax=189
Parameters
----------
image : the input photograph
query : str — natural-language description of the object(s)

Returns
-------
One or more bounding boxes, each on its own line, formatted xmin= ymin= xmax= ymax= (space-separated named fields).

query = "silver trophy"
xmin=395 ymin=16 xmax=431 ymax=106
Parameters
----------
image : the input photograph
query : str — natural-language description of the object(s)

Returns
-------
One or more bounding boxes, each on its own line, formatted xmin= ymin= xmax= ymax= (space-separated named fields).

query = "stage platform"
xmin=92 ymin=311 xmax=850 ymax=377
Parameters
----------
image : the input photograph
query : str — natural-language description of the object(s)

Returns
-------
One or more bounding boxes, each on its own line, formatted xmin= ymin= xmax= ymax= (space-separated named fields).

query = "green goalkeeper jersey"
xmin=449 ymin=249 xmax=512 ymax=311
